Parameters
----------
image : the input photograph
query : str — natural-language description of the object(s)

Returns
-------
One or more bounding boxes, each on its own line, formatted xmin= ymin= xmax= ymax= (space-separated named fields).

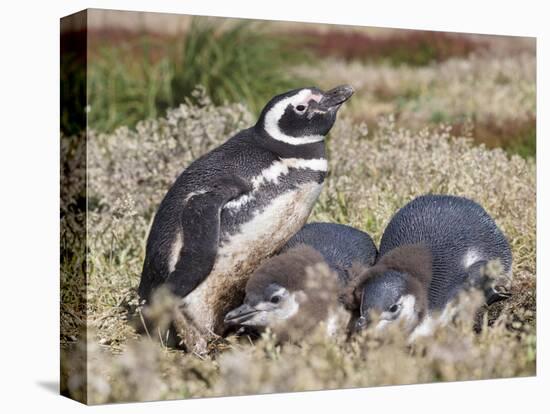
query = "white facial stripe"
xmin=241 ymin=292 xmax=300 ymax=326
xmin=375 ymin=294 xmax=418 ymax=333
xmin=264 ymin=89 xmax=325 ymax=145
xmin=223 ymin=158 xmax=327 ymax=210
xmin=273 ymin=292 xmax=300 ymax=320
xmin=463 ymin=248 xmax=481 ymax=268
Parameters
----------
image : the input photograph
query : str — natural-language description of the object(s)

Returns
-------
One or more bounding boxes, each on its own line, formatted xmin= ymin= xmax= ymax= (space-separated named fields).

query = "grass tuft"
xmin=170 ymin=19 xmax=309 ymax=115
xmin=86 ymin=19 xmax=309 ymax=132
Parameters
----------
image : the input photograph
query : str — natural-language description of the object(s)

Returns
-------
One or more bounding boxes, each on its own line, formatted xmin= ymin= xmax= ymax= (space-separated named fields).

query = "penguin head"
xmin=343 ymin=245 xmax=432 ymax=334
xmin=255 ymin=85 xmax=354 ymax=146
xmin=224 ymin=245 xmax=332 ymax=329
xmin=353 ymin=270 xmax=424 ymax=333
xmin=224 ymin=281 xmax=301 ymax=328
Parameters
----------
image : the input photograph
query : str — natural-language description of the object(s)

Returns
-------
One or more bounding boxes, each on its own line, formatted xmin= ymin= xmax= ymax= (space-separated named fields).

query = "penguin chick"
xmin=280 ymin=222 xmax=378 ymax=282
xmin=344 ymin=194 xmax=512 ymax=335
xmin=224 ymin=244 xmax=350 ymax=341
xmin=342 ymin=244 xmax=432 ymax=334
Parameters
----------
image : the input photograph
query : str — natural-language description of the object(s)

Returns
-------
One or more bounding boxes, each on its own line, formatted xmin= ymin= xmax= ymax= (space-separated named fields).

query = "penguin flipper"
xmin=167 ymin=175 xmax=251 ymax=298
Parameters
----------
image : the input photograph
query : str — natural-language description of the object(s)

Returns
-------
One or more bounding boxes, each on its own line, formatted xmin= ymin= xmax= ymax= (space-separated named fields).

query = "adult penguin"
xmin=138 ymin=85 xmax=354 ymax=350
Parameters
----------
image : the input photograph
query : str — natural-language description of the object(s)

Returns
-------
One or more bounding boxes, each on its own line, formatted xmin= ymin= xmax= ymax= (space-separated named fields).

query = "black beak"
xmin=318 ymin=85 xmax=354 ymax=110
xmin=224 ymin=303 xmax=260 ymax=326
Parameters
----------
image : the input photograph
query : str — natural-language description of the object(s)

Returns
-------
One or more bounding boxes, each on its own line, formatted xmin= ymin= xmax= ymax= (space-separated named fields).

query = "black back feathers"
xmin=379 ymin=195 xmax=512 ymax=309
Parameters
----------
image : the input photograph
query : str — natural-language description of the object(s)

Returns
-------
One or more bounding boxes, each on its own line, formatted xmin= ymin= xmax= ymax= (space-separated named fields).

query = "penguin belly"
xmin=181 ymin=181 xmax=324 ymax=335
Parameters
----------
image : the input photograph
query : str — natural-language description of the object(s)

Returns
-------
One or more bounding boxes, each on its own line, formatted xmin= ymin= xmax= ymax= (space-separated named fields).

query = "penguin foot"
xmin=172 ymin=306 xmax=211 ymax=354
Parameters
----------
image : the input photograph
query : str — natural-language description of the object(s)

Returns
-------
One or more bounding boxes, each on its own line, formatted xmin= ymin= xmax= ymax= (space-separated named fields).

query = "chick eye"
xmin=270 ymin=295 xmax=281 ymax=304
xmin=295 ymin=105 xmax=306 ymax=112
xmin=389 ymin=304 xmax=399 ymax=313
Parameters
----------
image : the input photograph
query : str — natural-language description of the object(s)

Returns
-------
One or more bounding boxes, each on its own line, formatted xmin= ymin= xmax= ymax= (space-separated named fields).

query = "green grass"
xmin=86 ymin=19 xmax=310 ymax=133
xmin=60 ymin=53 xmax=87 ymax=135
xmin=88 ymin=45 xmax=174 ymax=133
xmin=506 ymin=122 xmax=537 ymax=158
xmin=170 ymin=20 xmax=309 ymax=115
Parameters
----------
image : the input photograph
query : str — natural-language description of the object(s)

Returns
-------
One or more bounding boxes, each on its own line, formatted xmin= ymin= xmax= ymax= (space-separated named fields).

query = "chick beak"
xmin=224 ymin=303 xmax=260 ymax=326
xmin=318 ymin=85 xmax=355 ymax=111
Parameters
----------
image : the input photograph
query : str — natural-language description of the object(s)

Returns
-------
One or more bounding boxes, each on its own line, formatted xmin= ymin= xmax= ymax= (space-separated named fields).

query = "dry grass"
xmin=295 ymin=44 xmax=535 ymax=125
xmin=60 ymin=89 xmax=535 ymax=404
xmin=297 ymin=50 xmax=536 ymax=155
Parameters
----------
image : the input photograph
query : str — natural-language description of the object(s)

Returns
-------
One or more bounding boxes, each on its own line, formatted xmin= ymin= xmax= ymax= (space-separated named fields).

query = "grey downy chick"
xmin=224 ymin=245 xmax=346 ymax=341
xmin=342 ymin=244 xmax=433 ymax=335
xmin=343 ymin=195 xmax=512 ymax=338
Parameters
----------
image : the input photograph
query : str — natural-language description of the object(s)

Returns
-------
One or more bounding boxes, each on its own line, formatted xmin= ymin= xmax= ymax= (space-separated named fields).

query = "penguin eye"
xmin=270 ymin=295 xmax=281 ymax=304
xmin=389 ymin=304 xmax=400 ymax=313
xmin=295 ymin=104 xmax=306 ymax=112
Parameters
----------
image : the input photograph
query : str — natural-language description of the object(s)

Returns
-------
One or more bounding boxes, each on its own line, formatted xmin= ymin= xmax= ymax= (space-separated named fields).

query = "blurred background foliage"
xmin=86 ymin=20 xmax=309 ymax=133
xmin=73 ymin=16 xmax=536 ymax=158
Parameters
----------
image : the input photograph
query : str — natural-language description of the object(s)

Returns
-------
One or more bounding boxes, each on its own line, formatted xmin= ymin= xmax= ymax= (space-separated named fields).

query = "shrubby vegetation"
xmin=60 ymin=91 xmax=536 ymax=403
